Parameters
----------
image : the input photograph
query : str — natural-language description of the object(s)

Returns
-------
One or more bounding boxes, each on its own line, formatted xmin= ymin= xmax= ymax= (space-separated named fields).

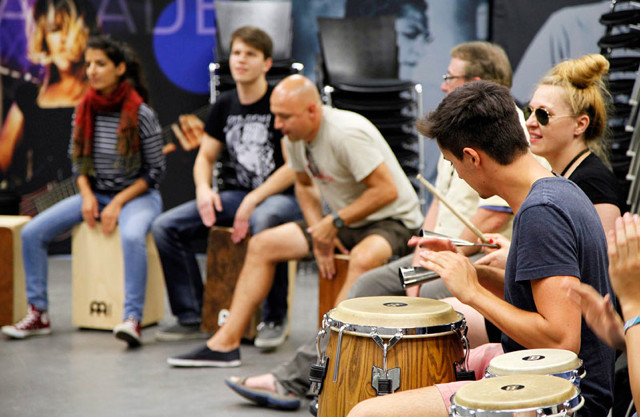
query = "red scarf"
xmin=72 ymin=80 xmax=143 ymax=175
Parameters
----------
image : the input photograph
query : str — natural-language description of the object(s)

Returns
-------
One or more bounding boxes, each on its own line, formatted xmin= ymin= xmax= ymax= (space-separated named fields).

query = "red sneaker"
xmin=114 ymin=317 xmax=141 ymax=347
xmin=1 ymin=304 xmax=51 ymax=339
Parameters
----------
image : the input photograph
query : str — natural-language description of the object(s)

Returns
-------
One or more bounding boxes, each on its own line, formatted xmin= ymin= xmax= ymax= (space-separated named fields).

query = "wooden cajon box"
xmin=201 ymin=226 xmax=259 ymax=339
xmin=201 ymin=226 xmax=297 ymax=339
xmin=0 ymin=215 xmax=31 ymax=326
xmin=71 ymin=223 xmax=164 ymax=330
xmin=317 ymin=254 xmax=349 ymax=328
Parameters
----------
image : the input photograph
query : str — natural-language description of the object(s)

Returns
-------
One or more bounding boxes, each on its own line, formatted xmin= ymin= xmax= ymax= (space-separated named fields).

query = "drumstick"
xmin=416 ymin=174 xmax=490 ymax=244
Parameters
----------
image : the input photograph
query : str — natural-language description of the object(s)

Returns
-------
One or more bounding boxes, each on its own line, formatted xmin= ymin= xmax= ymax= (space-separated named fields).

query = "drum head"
xmin=487 ymin=349 xmax=581 ymax=376
xmin=329 ymin=296 xmax=460 ymax=328
xmin=452 ymin=375 xmax=579 ymax=411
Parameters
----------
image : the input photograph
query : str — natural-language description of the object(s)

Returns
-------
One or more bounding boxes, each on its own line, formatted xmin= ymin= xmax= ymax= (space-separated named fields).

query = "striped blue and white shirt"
xmin=70 ymin=103 xmax=166 ymax=192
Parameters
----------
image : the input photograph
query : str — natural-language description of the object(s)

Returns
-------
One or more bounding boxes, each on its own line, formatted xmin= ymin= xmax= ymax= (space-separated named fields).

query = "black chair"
xmin=316 ymin=15 xmax=423 ymax=195
xmin=209 ymin=0 xmax=302 ymax=100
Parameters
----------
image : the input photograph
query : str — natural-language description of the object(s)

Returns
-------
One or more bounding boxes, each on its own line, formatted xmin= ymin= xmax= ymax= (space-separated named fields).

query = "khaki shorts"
xmin=294 ymin=218 xmax=417 ymax=258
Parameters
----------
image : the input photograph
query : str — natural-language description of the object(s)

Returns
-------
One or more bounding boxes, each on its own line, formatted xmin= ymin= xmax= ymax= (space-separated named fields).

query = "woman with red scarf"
xmin=1 ymin=36 xmax=166 ymax=347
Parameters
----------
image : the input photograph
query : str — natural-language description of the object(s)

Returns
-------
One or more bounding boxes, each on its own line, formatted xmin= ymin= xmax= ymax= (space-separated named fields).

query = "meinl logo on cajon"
xmin=89 ymin=301 xmax=110 ymax=316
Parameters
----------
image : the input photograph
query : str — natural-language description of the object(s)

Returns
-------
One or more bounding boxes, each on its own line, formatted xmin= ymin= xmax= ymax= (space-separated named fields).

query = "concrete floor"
xmin=0 ymin=256 xmax=318 ymax=417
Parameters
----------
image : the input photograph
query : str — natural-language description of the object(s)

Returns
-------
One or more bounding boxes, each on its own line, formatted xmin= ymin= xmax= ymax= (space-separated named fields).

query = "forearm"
xmin=246 ymin=165 xmax=296 ymax=205
xmin=193 ymin=154 xmax=214 ymax=190
xmin=112 ymin=178 xmax=149 ymax=206
xmin=469 ymin=284 xmax=578 ymax=351
xmin=77 ymin=175 xmax=93 ymax=197
xmin=626 ymin=324 xmax=640 ymax=407
xmin=475 ymin=265 xmax=505 ymax=298
xmin=336 ymin=185 xmax=395 ymax=226
xmin=296 ymin=181 xmax=323 ymax=227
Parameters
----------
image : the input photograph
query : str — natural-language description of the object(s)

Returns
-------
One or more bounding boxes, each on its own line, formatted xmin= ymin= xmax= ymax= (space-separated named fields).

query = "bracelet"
xmin=623 ymin=316 xmax=640 ymax=335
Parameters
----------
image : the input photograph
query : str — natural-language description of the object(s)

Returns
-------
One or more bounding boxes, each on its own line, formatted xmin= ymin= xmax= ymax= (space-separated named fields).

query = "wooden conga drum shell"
xmin=318 ymin=296 xmax=466 ymax=417
xmin=318 ymin=254 xmax=349 ymax=328
xmin=201 ymin=226 xmax=259 ymax=339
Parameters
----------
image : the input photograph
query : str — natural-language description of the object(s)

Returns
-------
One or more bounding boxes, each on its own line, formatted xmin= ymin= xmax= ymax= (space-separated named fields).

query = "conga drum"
xmin=313 ymin=296 xmax=469 ymax=417
xmin=450 ymin=374 xmax=584 ymax=417
xmin=485 ymin=349 xmax=585 ymax=387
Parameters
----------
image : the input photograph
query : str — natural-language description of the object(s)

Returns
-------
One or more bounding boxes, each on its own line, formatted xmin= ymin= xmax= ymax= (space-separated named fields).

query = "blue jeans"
xmin=151 ymin=191 xmax=302 ymax=325
xmin=22 ymin=190 xmax=162 ymax=322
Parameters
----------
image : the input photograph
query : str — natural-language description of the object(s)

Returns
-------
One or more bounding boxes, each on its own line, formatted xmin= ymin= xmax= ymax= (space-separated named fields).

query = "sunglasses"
xmin=524 ymin=106 xmax=575 ymax=126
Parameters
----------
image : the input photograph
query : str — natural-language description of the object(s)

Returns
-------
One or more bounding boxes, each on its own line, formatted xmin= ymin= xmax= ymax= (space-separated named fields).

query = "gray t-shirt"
xmin=286 ymin=106 xmax=422 ymax=229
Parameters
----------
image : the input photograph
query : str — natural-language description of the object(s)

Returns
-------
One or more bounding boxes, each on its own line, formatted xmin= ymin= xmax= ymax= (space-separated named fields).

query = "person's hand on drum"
xmin=419 ymin=249 xmax=479 ymax=304
xmin=475 ymin=233 xmax=511 ymax=269
xmin=563 ymin=279 xmax=625 ymax=351
xmin=196 ymin=184 xmax=222 ymax=227
xmin=308 ymin=214 xmax=348 ymax=279
xmin=230 ymin=192 xmax=259 ymax=243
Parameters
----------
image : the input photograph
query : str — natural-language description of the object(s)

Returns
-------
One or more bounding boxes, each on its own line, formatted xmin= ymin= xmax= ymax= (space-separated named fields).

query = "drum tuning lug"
xmin=309 ymin=358 xmax=330 ymax=395
xmin=371 ymin=366 xmax=400 ymax=395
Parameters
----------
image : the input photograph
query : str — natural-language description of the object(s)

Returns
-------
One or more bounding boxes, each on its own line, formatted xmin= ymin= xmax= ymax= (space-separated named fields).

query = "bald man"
xmin=167 ymin=75 xmax=423 ymax=368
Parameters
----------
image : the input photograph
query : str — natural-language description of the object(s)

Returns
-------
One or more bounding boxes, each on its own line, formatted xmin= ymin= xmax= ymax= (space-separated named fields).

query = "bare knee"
xmin=348 ymin=248 xmax=386 ymax=276
xmin=348 ymin=398 xmax=379 ymax=417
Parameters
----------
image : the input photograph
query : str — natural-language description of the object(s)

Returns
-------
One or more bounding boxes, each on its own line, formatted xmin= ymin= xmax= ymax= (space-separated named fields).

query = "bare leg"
xmin=333 ymin=234 xmax=392 ymax=305
xmin=206 ymin=223 xmax=309 ymax=351
xmin=347 ymin=386 xmax=448 ymax=417
xmin=441 ymin=297 xmax=489 ymax=348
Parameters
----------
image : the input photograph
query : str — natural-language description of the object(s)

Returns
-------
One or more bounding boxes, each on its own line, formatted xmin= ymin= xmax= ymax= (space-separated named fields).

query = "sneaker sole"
xmin=1 ymin=327 xmax=51 ymax=339
xmin=254 ymin=333 xmax=287 ymax=348
xmin=155 ymin=332 xmax=210 ymax=342
xmin=115 ymin=331 xmax=141 ymax=347
xmin=167 ymin=358 xmax=241 ymax=368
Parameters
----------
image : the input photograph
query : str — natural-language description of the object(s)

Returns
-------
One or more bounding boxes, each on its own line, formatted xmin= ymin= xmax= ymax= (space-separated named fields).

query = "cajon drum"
xmin=201 ymin=226 xmax=258 ymax=338
xmin=0 ymin=216 xmax=30 ymax=325
xmin=201 ymin=226 xmax=298 ymax=339
xmin=71 ymin=223 xmax=164 ymax=330
xmin=317 ymin=254 xmax=349 ymax=328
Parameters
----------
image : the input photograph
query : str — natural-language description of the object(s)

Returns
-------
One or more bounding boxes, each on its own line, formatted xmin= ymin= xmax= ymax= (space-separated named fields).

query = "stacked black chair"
xmin=208 ymin=0 xmax=303 ymax=190
xmin=316 ymin=15 xmax=424 ymax=198
xmin=599 ymin=0 xmax=640 ymax=213
xmin=209 ymin=0 xmax=302 ymax=100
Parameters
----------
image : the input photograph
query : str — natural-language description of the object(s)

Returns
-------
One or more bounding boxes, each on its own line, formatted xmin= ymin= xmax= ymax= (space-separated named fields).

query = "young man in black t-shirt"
xmin=152 ymin=26 xmax=301 ymax=349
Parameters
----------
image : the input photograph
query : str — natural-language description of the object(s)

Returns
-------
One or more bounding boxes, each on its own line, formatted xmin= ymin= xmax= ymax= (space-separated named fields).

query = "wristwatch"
xmin=332 ymin=212 xmax=344 ymax=229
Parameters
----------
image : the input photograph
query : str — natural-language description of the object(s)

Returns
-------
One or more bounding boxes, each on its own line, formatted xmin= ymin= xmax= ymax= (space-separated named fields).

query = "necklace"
xmin=560 ymin=148 xmax=590 ymax=177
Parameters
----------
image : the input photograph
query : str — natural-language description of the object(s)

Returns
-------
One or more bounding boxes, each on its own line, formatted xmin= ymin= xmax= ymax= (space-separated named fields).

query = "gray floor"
xmin=0 ymin=255 xmax=318 ymax=417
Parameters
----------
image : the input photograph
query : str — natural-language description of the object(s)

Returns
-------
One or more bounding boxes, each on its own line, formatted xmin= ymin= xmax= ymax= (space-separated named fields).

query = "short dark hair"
xmin=416 ymin=81 xmax=528 ymax=165
xmin=229 ymin=26 xmax=273 ymax=59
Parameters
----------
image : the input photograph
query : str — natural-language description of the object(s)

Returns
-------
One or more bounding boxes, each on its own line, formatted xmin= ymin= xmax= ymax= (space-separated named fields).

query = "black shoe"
xmin=309 ymin=397 xmax=318 ymax=416
xmin=167 ymin=344 xmax=241 ymax=367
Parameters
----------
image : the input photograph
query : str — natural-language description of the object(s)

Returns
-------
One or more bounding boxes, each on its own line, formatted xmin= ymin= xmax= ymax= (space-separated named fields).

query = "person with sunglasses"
xmin=525 ymin=53 xmax=623 ymax=233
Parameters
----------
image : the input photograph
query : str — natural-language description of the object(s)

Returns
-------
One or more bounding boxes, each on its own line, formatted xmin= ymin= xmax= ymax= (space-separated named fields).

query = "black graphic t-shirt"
xmin=204 ymin=86 xmax=290 ymax=193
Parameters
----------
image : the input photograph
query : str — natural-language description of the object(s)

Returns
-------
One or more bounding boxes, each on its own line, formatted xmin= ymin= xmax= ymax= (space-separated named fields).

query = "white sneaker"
xmin=113 ymin=318 xmax=141 ymax=347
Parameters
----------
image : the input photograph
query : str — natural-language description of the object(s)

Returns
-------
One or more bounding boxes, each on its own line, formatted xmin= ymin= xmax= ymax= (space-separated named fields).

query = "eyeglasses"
xmin=442 ymin=74 xmax=468 ymax=83
xmin=524 ymin=106 xmax=575 ymax=126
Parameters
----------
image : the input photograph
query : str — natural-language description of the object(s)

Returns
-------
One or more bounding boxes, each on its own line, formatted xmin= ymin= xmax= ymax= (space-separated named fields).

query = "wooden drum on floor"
xmin=312 ymin=296 xmax=469 ymax=417
xmin=450 ymin=374 xmax=584 ymax=417
xmin=485 ymin=348 xmax=585 ymax=387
